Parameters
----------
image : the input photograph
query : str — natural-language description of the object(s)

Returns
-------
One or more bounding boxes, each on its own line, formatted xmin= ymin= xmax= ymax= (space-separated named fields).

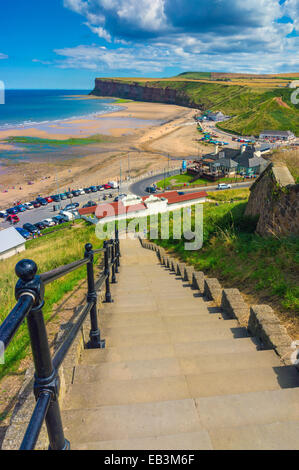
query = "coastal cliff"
xmin=90 ymin=79 xmax=202 ymax=109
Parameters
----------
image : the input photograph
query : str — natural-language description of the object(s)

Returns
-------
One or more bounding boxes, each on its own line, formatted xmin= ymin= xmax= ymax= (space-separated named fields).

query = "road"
xmin=129 ymin=171 xmax=252 ymax=197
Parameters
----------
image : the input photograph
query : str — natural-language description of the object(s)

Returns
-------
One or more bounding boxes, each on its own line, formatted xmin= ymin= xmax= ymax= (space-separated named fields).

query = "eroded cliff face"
xmin=91 ymin=79 xmax=202 ymax=109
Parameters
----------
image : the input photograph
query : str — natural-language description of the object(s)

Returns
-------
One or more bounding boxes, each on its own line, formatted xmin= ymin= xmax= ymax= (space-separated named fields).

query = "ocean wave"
xmin=0 ymin=104 xmax=124 ymax=131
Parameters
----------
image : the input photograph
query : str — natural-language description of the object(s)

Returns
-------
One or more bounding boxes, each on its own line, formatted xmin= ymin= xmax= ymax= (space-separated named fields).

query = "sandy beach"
xmin=0 ymin=99 xmax=213 ymax=209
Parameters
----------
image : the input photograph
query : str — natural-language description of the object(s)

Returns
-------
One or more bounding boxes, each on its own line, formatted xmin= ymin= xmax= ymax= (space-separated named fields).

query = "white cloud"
xmin=61 ymin=0 xmax=298 ymax=74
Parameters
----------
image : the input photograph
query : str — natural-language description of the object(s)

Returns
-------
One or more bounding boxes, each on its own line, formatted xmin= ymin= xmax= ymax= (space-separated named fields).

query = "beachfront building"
xmin=288 ymin=81 xmax=299 ymax=89
xmin=211 ymin=158 xmax=238 ymax=176
xmin=79 ymin=191 xmax=207 ymax=224
xmin=259 ymin=130 xmax=295 ymax=141
xmin=0 ymin=227 xmax=26 ymax=261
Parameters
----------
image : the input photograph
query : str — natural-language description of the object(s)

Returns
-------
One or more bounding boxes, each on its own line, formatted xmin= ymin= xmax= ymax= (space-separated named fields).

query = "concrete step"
xmin=63 ymin=375 xmax=191 ymax=409
xmin=185 ymin=365 xmax=299 ymax=398
xmin=174 ymin=337 xmax=259 ymax=357
xmin=210 ymin=421 xmax=299 ymax=450
xmin=62 ymin=398 xmax=204 ymax=444
xmin=197 ymin=388 xmax=299 ymax=429
xmin=73 ymin=350 xmax=281 ymax=384
xmin=71 ymin=431 xmax=213 ymax=450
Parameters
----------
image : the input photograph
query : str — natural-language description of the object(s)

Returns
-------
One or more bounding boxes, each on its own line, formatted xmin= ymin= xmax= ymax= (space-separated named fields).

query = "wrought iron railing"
xmin=0 ymin=230 xmax=120 ymax=450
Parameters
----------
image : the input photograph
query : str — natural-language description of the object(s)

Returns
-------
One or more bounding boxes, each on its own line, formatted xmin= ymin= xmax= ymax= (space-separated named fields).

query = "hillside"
xmin=92 ymin=77 xmax=299 ymax=136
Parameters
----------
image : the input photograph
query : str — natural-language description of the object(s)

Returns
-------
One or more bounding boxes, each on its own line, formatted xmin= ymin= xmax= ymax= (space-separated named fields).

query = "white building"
xmin=288 ymin=81 xmax=299 ymax=89
xmin=0 ymin=227 xmax=26 ymax=261
xmin=79 ymin=191 xmax=207 ymax=224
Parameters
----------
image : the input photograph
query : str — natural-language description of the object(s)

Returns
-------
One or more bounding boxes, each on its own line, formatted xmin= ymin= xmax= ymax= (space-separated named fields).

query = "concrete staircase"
xmin=61 ymin=238 xmax=299 ymax=450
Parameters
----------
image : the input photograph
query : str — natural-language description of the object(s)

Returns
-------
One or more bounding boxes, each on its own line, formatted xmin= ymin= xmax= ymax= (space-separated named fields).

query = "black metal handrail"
xmin=0 ymin=228 xmax=121 ymax=450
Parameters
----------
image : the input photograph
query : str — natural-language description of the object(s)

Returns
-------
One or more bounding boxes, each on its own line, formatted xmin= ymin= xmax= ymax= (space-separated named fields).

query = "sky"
xmin=0 ymin=0 xmax=298 ymax=89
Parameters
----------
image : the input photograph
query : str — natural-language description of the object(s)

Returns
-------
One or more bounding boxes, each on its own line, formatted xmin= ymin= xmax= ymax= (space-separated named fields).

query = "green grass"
xmin=0 ymin=221 xmax=103 ymax=380
xmin=93 ymin=79 xmax=299 ymax=136
xmin=149 ymin=202 xmax=299 ymax=322
xmin=113 ymin=98 xmax=133 ymax=103
xmin=156 ymin=174 xmax=244 ymax=189
xmin=4 ymin=134 xmax=116 ymax=147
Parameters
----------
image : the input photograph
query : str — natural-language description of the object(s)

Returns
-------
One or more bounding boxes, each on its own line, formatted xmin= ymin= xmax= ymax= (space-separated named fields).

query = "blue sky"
xmin=0 ymin=0 xmax=298 ymax=89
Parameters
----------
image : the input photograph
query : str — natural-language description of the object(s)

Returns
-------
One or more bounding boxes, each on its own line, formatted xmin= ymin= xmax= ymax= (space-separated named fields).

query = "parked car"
xmin=0 ymin=210 xmax=8 ymax=218
xmin=7 ymin=207 xmax=19 ymax=215
xmin=103 ymin=184 xmax=112 ymax=190
xmin=82 ymin=200 xmax=96 ymax=208
xmin=59 ymin=193 xmax=67 ymax=200
xmin=217 ymin=183 xmax=232 ymax=190
xmin=64 ymin=203 xmax=79 ymax=211
xmin=36 ymin=197 xmax=48 ymax=206
xmin=42 ymin=218 xmax=56 ymax=227
xmin=65 ymin=192 xmax=73 ymax=199
xmin=16 ymin=205 xmax=27 ymax=212
xmin=97 ymin=185 xmax=104 ymax=191
xmin=89 ymin=186 xmax=98 ymax=193
xmin=77 ymin=188 xmax=85 ymax=195
xmin=7 ymin=215 xmax=20 ymax=224
xmin=31 ymin=201 xmax=41 ymax=208
xmin=45 ymin=196 xmax=53 ymax=203
xmin=23 ymin=223 xmax=39 ymax=234
xmin=51 ymin=195 xmax=61 ymax=202
xmin=15 ymin=227 xmax=31 ymax=239
xmin=34 ymin=221 xmax=46 ymax=230
xmin=114 ymin=194 xmax=127 ymax=202
xmin=23 ymin=202 xmax=34 ymax=210
xmin=52 ymin=215 xmax=65 ymax=225
xmin=71 ymin=190 xmax=80 ymax=197
xmin=68 ymin=209 xmax=80 ymax=219
xmin=83 ymin=187 xmax=92 ymax=194
xmin=59 ymin=211 xmax=75 ymax=222
xmin=146 ymin=186 xmax=157 ymax=193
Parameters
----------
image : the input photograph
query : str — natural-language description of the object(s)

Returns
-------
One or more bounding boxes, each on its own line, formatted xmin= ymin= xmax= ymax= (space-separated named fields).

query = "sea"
xmin=0 ymin=89 xmax=117 ymax=130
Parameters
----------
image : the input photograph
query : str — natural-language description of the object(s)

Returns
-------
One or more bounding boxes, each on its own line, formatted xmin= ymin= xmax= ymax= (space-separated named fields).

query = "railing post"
xmin=84 ymin=244 xmax=105 ymax=349
xmin=111 ymin=240 xmax=117 ymax=284
xmin=15 ymin=260 xmax=70 ymax=451
xmin=115 ymin=228 xmax=120 ymax=271
xmin=104 ymin=241 xmax=112 ymax=303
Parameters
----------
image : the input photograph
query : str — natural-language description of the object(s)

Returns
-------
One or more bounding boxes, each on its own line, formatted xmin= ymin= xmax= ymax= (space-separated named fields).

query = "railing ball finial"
xmin=15 ymin=259 xmax=37 ymax=282
xmin=85 ymin=243 xmax=93 ymax=253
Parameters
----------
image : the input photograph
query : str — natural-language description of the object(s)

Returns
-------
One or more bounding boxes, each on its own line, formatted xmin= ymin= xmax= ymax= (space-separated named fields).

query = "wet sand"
xmin=0 ymin=100 xmax=211 ymax=209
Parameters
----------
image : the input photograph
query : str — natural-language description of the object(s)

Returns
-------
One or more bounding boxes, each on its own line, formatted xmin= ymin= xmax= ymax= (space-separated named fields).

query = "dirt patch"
xmin=274 ymin=97 xmax=291 ymax=109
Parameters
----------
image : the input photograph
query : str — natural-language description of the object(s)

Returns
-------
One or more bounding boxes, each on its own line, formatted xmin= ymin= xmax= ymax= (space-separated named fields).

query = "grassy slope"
xmin=96 ymin=78 xmax=299 ymax=136
xmin=0 ymin=221 xmax=103 ymax=379
xmin=150 ymin=201 xmax=299 ymax=334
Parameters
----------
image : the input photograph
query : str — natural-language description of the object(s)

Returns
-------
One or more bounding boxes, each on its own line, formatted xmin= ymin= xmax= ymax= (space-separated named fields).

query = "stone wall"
xmin=245 ymin=162 xmax=299 ymax=236
xmin=140 ymin=238 xmax=296 ymax=366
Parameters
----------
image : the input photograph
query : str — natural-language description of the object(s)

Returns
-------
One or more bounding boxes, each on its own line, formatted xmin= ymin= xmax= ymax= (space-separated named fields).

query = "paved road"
xmin=129 ymin=171 xmax=252 ymax=197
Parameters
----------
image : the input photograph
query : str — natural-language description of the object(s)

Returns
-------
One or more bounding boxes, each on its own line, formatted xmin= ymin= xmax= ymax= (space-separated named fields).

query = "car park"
xmin=23 ymin=223 xmax=39 ymax=234
xmin=42 ymin=218 xmax=56 ymax=227
xmin=7 ymin=215 xmax=20 ymax=224
xmin=15 ymin=227 xmax=31 ymax=239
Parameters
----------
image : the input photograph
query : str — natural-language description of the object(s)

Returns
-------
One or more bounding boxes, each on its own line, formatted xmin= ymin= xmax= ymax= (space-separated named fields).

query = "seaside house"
xmin=259 ymin=130 xmax=295 ymax=141
xmin=0 ymin=227 xmax=26 ymax=261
